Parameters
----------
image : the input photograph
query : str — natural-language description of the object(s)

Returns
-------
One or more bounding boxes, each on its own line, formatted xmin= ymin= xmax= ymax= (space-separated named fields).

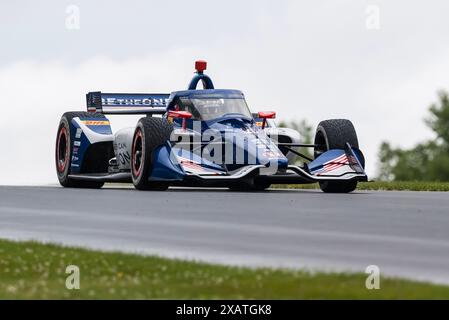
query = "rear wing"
xmin=86 ymin=91 xmax=170 ymax=114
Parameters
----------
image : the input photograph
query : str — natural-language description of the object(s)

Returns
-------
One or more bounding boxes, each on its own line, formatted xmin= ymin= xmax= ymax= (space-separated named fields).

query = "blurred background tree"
xmin=377 ymin=90 xmax=449 ymax=181
xmin=278 ymin=119 xmax=314 ymax=162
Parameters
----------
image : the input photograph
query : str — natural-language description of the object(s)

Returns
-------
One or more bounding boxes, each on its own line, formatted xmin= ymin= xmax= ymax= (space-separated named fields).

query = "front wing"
xmin=68 ymin=143 xmax=367 ymax=186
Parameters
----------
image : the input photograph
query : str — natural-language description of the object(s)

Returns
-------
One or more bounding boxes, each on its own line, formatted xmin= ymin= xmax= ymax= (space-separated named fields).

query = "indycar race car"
xmin=55 ymin=60 xmax=367 ymax=192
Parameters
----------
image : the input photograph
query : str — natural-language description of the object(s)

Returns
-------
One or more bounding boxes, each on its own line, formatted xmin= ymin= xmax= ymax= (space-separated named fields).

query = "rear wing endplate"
xmin=86 ymin=91 xmax=170 ymax=114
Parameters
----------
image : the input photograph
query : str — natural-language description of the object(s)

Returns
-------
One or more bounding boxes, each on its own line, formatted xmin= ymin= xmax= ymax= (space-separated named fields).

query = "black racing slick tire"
xmin=131 ymin=117 xmax=173 ymax=191
xmin=313 ymin=119 xmax=363 ymax=193
xmin=55 ymin=112 xmax=105 ymax=188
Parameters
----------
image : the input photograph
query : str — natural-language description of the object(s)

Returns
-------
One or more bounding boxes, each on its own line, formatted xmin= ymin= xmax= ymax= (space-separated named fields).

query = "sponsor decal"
xmin=75 ymin=128 xmax=82 ymax=139
xmin=115 ymin=143 xmax=131 ymax=166
xmin=118 ymin=151 xmax=131 ymax=165
xmin=116 ymin=142 xmax=127 ymax=149
xmin=81 ymin=120 xmax=110 ymax=126
xmin=102 ymin=97 xmax=168 ymax=107
xmin=74 ymin=141 xmax=81 ymax=147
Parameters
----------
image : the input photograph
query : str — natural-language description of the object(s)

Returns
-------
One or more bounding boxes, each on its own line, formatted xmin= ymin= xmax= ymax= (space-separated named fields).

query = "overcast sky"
xmin=1 ymin=0 xmax=449 ymax=184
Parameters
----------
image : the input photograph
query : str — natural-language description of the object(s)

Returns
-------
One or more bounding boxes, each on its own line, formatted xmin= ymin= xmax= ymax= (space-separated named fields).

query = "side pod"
xmin=69 ymin=116 xmax=115 ymax=174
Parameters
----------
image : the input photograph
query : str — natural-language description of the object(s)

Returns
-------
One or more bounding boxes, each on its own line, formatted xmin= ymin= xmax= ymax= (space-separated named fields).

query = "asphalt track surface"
xmin=0 ymin=186 xmax=449 ymax=284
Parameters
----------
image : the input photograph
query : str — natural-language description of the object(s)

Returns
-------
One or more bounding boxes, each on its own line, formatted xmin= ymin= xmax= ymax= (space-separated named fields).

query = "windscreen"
xmin=191 ymin=98 xmax=252 ymax=121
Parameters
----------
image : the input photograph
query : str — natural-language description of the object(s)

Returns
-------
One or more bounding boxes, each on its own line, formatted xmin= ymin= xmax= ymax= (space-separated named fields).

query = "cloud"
xmin=0 ymin=52 xmax=196 ymax=185
xmin=2 ymin=1 xmax=449 ymax=184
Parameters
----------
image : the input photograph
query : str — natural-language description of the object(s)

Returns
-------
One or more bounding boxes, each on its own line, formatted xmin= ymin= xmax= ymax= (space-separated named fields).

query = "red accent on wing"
xmin=168 ymin=111 xmax=192 ymax=119
xmin=257 ymin=111 xmax=276 ymax=119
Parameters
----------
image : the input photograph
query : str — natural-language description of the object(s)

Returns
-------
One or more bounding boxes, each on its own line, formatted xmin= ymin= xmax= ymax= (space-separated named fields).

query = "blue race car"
xmin=55 ymin=61 xmax=367 ymax=192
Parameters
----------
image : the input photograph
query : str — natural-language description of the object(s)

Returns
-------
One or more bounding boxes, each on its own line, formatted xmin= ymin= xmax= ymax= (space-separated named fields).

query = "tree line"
xmin=279 ymin=90 xmax=449 ymax=181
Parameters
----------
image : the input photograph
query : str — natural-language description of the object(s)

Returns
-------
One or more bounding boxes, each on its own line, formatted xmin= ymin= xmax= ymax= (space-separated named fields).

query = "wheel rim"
xmin=57 ymin=126 xmax=69 ymax=173
xmin=132 ymin=128 xmax=143 ymax=177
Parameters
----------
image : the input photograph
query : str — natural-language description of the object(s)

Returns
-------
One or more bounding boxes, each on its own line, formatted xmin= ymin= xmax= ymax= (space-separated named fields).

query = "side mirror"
xmin=168 ymin=110 xmax=192 ymax=130
xmin=257 ymin=111 xmax=276 ymax=129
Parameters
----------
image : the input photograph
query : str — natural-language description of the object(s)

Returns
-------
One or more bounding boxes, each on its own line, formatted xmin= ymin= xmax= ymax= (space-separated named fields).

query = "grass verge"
xmin=0 ymin=239 xmax=449 ymax=299
xmin=272 ymin=181 xmax=449 ymax=192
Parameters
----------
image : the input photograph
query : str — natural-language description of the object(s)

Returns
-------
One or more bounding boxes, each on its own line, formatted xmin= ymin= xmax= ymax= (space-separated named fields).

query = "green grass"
xmin=1 ymin=239 xmax=449 ymax=299
xmin=273 ymin=181 xmax=449 ymax=192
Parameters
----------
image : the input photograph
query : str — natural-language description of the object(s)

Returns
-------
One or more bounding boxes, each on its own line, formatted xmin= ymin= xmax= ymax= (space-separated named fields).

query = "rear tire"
xmin=313 ymin=119 xmax=362 ymax=193
xmin=55 ymin=112 xmax=105 ymax=188
xmin=131 ymin=117 xmax=173 ymax=190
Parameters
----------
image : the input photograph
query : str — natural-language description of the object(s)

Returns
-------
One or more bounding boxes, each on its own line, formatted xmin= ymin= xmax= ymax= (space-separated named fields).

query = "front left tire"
xmin=313 ymin=119 xmax=363 ymax=193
